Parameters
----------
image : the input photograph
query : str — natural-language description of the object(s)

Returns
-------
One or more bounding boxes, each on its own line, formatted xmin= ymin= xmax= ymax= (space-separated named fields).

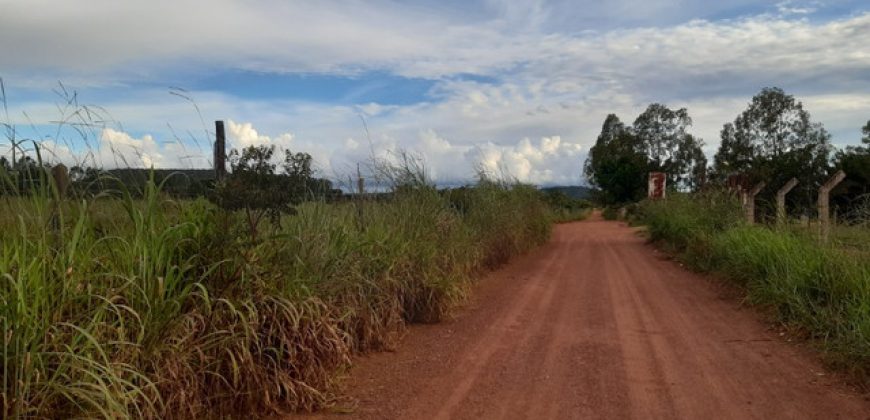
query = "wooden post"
xmin=355 ymin=164 xmax=365 ymax=228
xmin=49 ymin=164 xmax=70 ymax=245
xmin=818 ymin=170 xmax=846 ymax=242
xmin=745 ymin=181 xmax=765 ymax=225
xmin=50 ymin=164 xmax=70 ymax=199
xmin=775 ymin=178 xmax=798 ymax=226
xmin=214 ymin=120 xmax=226 ymax=181
xmin=356 ymin=163 xmax=364 ymax=195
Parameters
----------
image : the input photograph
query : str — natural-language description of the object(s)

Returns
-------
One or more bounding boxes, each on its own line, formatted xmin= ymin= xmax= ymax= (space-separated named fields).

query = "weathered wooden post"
xmin=356 ymin=163 xmax=365 ymax=195
xmin=818 ymin=170 xmax=846 ymax=242
xmin=354 ymin=163 xmax=365 ymax=228
xmin=49 ymin=164 xmax=70 ymax=244
xmin=50 ymin=163 xmax=70 ymax=199
xmin=745 ymin=181 xmax=765 ymax=224
xmin=775 ymin=177 xmax=798 ymax=226
xmin=214 ymin=120 xmax=227 ymax=181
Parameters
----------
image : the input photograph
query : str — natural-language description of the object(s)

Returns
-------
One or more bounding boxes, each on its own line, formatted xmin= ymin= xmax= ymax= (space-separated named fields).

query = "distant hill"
xmin=539 ymin=185 xmax=593 ymax=200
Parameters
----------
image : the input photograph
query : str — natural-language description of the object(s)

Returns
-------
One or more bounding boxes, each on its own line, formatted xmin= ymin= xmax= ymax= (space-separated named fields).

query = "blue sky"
xmin=1 ymin=0 xmax=869 ymax=185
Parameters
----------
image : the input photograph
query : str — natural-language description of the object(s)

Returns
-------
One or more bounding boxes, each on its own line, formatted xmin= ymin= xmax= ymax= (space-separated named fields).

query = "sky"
xmin=1 ymin=0 xmax=869 ymax=186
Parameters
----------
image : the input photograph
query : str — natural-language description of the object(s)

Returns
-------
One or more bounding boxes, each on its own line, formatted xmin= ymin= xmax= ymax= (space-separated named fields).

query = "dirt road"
xmin=313 ymin=216 xmax=869 ymax=419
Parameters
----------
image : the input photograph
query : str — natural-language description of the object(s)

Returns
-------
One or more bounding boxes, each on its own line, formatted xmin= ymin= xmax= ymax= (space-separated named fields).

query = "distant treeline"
xmin=0 ymin=149 xmax=341 ymax=201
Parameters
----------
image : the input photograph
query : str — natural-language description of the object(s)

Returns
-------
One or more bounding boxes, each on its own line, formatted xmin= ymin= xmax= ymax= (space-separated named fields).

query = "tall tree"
xmin=831 ymin=119 xmax=870 ymax=216
xmin=713 ymin=87 xmax=831 ymax=212
xmin=283 ymin=150 xmax=327 ymax=198
xmin=633 ymin=103 xmax=707 ymax=190
xmin=584 ymin=114 xmax=649 ymax=204
xmin=862 ymin=119 xmax=870 ymax=147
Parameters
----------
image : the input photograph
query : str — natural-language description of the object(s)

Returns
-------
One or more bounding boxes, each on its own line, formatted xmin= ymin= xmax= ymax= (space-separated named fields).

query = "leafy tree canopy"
xmin=713 ymin=87 xmax=831 ymax=180
xmin=214 ymin=144 xmax=321 ymax=241
xmin=832 ymin=119 xmax=870 ymax=213
xmin=584 ymin=114 xmax=649 ymax=204
xmin=633 ymin=103 xmax=707 ymax=190
xmin=712 ymin=87 xmax=833 ymax=214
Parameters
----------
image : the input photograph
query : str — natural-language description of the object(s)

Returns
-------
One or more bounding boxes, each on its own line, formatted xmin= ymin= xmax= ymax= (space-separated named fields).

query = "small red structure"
xmin=648 ymin=172 xmax=666 ymax=199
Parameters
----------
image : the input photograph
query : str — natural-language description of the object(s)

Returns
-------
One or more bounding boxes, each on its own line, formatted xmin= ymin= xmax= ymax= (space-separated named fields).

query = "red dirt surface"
xmin=303 ymin=215 xmax=870 ymax=419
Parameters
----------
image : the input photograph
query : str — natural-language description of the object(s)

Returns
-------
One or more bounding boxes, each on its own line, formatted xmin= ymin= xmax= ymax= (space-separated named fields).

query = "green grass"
xmin=0 ymin=175 xmax=553 ymax=418
xmin=640 ymin=191 xmax=870 ymax=381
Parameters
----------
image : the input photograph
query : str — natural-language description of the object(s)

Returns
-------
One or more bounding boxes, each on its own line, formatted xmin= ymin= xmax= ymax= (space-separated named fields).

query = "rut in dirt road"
xmin=310 ymin=216 xmax=870 ymax=419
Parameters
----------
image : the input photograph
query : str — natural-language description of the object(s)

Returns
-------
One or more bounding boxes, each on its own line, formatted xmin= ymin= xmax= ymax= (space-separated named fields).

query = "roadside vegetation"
xmin=638 ymin=192 xmax=870 ymax=382
xmin=0 ymin=146 xmax=557 ymax=418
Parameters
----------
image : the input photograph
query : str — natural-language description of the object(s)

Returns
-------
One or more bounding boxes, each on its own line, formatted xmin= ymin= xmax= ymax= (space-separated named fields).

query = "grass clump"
xmin=640 ymin=191 xmax=870 ymax=381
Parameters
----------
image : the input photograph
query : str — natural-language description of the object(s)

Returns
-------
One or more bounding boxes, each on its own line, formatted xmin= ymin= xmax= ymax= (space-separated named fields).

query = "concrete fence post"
xmin=818 ymin=170 xmax=846 ymax=242
xmin=745 ymin=181 xmax=765 ymax=225
xmin=775 ymin=177 xmax=798 ymax=226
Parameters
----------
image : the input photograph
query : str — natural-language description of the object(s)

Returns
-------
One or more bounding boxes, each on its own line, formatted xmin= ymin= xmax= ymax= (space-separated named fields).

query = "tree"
xmin=584 ymin=107 xmax=707 ymax=205
xmin=862 ymin=119 xmax=870 ymax=148
xmin=215 ymin=145 xmax=296 ymax=241
xmin=831 ymin=119 xmax=870 ymax=218
xmin=283 ymin=150 xmax=314 ymax=199
xmin=584 ymin=115 xmax=649 ymax=204
xmin=713 ymin=87 xmax=832 ymax=213
xmin=632 ymin=104 xmax=707 ymax=190
xmin=283 ymin=150 xmax=313 ymax=180
xmin=713 ymin=87 xmax=831 ymax=174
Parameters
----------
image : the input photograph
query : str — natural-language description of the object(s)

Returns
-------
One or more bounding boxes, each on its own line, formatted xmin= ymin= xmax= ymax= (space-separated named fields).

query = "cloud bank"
xmin=1 ymin=1 xmax=868 ymax=185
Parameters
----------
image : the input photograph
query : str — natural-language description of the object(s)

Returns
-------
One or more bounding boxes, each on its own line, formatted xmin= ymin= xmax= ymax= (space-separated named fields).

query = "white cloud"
xmin=35 ymin=128 xmax=201 ymax=169
xmin=776 ymin=1 xmax=820 ymax=16
xmin=227 ymin=120 xmax=279 ymax=147
xmin=5 ymin=1 xmax=868 ymax=85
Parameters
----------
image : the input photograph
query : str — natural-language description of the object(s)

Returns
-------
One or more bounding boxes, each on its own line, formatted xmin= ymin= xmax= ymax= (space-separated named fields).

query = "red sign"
xmin=648 ymin=172 xmax=666 ymax=199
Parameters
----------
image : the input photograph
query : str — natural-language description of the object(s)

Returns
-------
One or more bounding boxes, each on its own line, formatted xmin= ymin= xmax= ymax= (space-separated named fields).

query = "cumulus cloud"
xmin=215 ymin=120 xmax=586 ymax=185
xmin=776 ymin=0 xmax=820 ymax=16
xmin=35 ymin=128 xmax=202 ymax=169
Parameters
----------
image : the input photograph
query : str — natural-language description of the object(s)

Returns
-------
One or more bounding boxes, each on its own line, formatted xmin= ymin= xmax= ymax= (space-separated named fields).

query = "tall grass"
xmin=1 ymin=166 xmax=553 ymax=418
xmin=641 ymin=191 xmax=870 ymax=381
